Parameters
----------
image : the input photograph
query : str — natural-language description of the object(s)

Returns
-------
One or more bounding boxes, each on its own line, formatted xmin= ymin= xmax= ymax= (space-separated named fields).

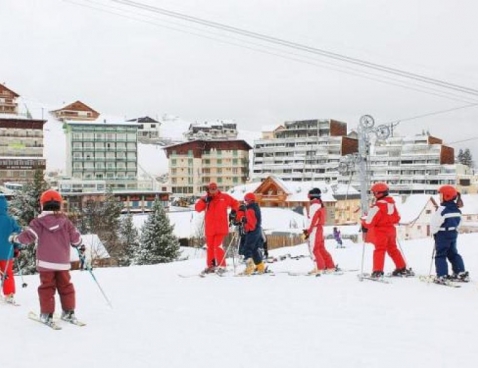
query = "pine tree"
xmin=457 ymin=149 xmax=464 ymax=164
xmin=462 ymin=148 xmax=474 ymax=168
xmin=76 ymin=188 xmax=123 ymax=263
xmin=133 ymin=199 xmax=180 ymax=265
xmin=118 ymin=214 xmax=140 ymax=266
xmin=8 ymin=170 xmax=49 ymax=274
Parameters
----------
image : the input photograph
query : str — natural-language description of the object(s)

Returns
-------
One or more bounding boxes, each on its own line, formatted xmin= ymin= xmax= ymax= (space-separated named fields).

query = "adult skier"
xmin=195 ymin=182 xmax=239 ymax=275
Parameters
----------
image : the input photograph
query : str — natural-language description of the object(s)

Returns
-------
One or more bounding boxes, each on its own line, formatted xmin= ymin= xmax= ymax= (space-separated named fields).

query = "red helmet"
xmin=438 ymin=185 xmax=457 ymax=202
xmin=371 ymin=182 xmax=389 ymax=193
xmin=40 ymin=189 xmax=63 ymax=205
xmin=244 ymin=192 xmax=256 ymax=202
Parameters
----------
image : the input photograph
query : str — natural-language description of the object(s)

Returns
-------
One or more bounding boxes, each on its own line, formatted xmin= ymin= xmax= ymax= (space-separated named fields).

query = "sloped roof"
xmin=51 ymin=100 xmax=100 ymax=115
xmin=0 ymin=84 xmax=20 ymax=97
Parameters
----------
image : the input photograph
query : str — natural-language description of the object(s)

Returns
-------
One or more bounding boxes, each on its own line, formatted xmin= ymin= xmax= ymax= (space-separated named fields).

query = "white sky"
xmin=2 ymin=0 xmax=478 ymax=156
xmin=2 ymin=234 xmax=477 ymax=368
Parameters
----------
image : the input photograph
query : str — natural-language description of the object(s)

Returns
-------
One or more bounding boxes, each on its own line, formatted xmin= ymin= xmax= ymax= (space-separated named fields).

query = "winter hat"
xmin=208 ymin=182 xmax=218 ymax=190
xmin=308 ymin=188 xmax=321 ymax=200
xmin=244 ymin=192 xmax=256 ymax=202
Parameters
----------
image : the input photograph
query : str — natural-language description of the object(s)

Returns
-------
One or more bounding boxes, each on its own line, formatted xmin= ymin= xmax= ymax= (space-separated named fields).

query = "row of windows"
xmin=72 ymin=173 xmax=137 ymax=180
xmin=72 ymin=142 xmax=136 ymax=150
xmin=72 ymin=163 xmax=137 ymax=169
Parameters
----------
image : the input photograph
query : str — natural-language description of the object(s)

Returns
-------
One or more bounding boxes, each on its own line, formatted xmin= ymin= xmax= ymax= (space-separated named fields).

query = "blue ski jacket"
xmin=0 ymin=195 xmax=22 ymax=260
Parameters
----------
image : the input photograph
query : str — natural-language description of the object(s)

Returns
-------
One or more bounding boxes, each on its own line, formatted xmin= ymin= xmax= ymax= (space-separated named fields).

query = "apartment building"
xmin=64 ymin=120 xmax=139 ymax=190
xmin=184 ymin=120 xmax=238 ymax=141
xmin=253 ymin=119 xmax=358 ymax=182
xmin=0 ymin=84 xmax=19 ymax=115
xmin=358 ymin=134 xmax=461 ymax=194
xmin=126 ymin=116 xmax=161 ymax=142
xmin=163 ymin=139 xmax=252 ymax=196
xmin=0 ymin=84 xmax=46 ymax=183
xmin=51 ymin=100 xmax=100 ymax=121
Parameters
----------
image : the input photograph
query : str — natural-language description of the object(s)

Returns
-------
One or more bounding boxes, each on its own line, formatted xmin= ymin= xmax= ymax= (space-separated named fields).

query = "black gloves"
xmin=229 ymin=210 xmax=237 ymax=223
xmin=241 ymin=216 xmax=247 ymax=224
xmin=361 ymin=225 xmax=368 ymax=233
xmin=203 ymin=196 xmax=212 ymax=204
xmin=79 ymin=244 xmax=86 ymax=254
xmin=239 ymin=204 xmax=247 ymax=212
xmin=302 ymin=229 xmax=310 ymax=240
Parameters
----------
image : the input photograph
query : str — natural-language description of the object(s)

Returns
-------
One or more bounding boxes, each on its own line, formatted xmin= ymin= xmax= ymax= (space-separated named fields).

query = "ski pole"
xmin=428 ymin=237 xmax=436 ymax=277
xmin=17 ymin=261 xmax=28 ymax=288
xmin=78 ymin=248 xmax=113 ymax=308
xmin=217 ymin=228 xmax=237 ymax=270
xmin=396 ymin=237 xmax=409 ymax=266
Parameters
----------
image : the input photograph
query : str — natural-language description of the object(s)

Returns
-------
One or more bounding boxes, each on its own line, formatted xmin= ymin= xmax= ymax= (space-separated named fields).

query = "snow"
xmin=2 ymin=233 xmax=478 ymax=368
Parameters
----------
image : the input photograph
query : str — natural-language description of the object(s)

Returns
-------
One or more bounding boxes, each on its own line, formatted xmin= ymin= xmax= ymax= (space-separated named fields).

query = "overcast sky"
xmin=1 ymin=0 xmax=478 ymax=156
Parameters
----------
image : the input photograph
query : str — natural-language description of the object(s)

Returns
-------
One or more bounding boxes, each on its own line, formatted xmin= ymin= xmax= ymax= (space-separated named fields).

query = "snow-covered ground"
xmin=2 ymin=234 xmax=478 ymax=368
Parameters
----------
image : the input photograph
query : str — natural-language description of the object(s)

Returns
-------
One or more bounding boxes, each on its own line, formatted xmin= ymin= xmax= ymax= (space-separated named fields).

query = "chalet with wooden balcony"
xmin=50 ymin=100 xmax=100 ymax=121
xmin=0 ymin=84 xmax=19 ymax=115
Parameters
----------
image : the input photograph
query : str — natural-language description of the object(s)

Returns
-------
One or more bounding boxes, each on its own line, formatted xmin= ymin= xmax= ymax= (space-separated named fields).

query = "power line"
xmin=383 ymin=102 xmax=478 ymax=125
xmin=110 ymin=0 xmax=478 ymax=98
xmin=69 ymin=0 xmax=478 ymax=105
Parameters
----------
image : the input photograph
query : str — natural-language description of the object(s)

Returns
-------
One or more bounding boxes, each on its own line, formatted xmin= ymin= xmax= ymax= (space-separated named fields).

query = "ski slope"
xmin=1 ymin=235 xmax=477 ymax=368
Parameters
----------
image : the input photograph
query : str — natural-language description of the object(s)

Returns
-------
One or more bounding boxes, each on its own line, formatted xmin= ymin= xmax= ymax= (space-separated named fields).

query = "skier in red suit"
xmin=304 ymin=188 xmax=336 ymax=275
xmin=361 ymin=182 xmax=412 ymax=278
xmin=195 ymin=182 xmax=239 ymax=274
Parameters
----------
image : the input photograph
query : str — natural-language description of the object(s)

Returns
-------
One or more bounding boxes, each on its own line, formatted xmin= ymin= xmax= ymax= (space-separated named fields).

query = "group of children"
xmin=195 ymin=182 xmax=469 ymax=284
xmin=0 ymin=190 xmax=85 ymax=326
xmin=0 ymin=181 xmax=471 ymax=327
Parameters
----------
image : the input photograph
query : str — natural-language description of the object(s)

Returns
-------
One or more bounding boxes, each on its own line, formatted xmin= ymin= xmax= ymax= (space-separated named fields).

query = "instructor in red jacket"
xmin=195 ymin=182 xmax=239 ymax=274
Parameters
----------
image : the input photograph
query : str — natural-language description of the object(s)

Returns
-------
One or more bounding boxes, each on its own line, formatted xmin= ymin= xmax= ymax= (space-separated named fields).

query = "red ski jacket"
xmin=195 ymin=191 xmax=239 ymax=237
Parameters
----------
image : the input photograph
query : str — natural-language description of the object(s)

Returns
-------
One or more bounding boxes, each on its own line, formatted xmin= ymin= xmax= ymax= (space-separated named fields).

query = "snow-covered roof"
xmin=70 ymin=233 xmax=110 ymax=262
xmin=227 ymin=182 xmax=262 ymax=200
xmin=393 ymin=195 xmax=435 ymax=223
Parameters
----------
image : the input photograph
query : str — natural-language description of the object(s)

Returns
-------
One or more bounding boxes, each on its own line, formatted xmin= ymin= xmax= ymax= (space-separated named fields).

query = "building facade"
xmin=0 ymin=117 xmax=46 ymax=183
xmin=163 ymin=139 xmax=252 ymax=196
xmin=184 ymin=120 xmax=238 ymax=141
xmin=64 ymin=120 xmax=139 ymax=190
xmin=253 ymin=119 xmax=358 ymax=182
xmin=127 ymin=116 xmax=161 ymax=142
xmin=343 ymin=134 xmax=462 ymax=194
xmin=51 ymin=101 xmax=100 ymax=121
xmin=0 ymin=84 xmax=19 ymax=115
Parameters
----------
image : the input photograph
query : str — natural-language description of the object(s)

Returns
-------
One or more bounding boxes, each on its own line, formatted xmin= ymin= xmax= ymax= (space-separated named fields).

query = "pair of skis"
xmin=28 ymin=311 xmax=87 ymax=330
xmin=358 ymin=273 xmax=463 ymax=288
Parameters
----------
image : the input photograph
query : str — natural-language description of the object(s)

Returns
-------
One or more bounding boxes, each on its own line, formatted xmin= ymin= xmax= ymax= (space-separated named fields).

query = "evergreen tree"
xmin=462 ymin=148 xmax=474 ymax=168
xmin=8 ymin=170 xmax=49 ymax=274
xmin=76 ymin=188 xmax=123 ymax=263
xmin=118 ymin=214 xmax=140 ymax=266
xmin=457 ymin=149 xmax=464 ymax=164
xmin=133 ymin=199 xmax=180 ymax=265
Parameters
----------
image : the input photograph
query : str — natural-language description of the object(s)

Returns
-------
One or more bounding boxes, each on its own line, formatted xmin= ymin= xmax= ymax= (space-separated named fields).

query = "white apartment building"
xmin=64 ymin=120 xmax=139 ymax=190
xmin=342 ymin=134 xmax=465 ymax=194
xmin=184 ymin=120 xmax=238 ymax=141
xmin=253 ymin=119 xmax=358 ymax=182
xmin=126 ymin=116 xmax=161 ymax=142
xmin=253 ymin=119 xmax=473 ymax=194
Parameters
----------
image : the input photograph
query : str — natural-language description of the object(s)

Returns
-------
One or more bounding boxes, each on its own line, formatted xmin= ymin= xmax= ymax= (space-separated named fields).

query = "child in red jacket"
xmin=12 ymin=189 xmax=84 ymax=325
xmin=361 ymin=183 xmax=412 ymax=278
